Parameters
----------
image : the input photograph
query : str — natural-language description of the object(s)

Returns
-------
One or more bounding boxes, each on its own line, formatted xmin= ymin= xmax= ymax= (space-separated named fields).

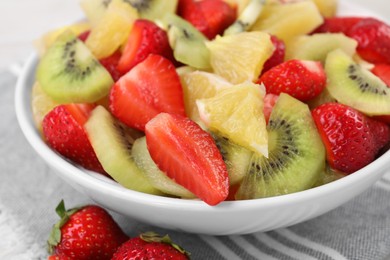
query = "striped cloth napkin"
xmin=1 ymin=65 xmax=390 ymax=260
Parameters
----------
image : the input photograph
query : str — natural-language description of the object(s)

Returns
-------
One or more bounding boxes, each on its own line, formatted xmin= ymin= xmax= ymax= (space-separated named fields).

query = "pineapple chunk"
xmin=85 ymin=0 xmax=138 ymax=59
xmin=311 ymin=0 xmax=337 ymax=17
xmin=206 ymin=31 xmax=274 ymax=84
xmin=80 ymin=0 xmax=109 ymax=26
xmin=251 ymin=1 xmax=323 ymax=44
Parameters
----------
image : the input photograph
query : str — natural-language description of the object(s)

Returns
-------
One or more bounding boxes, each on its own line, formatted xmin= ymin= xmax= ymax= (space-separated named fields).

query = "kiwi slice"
xmin=285 ymin=33 xmax=358 ymax=63
xmin=163 ymin=13 xmax=211 ymax=69
xmin=325 ymin=49 xmax=390 ymax=116
xmin=313 ymin=165 xmax=345 ymax=188
xmin=36 ymin=31 xmax=114 ymax=103
xmin=131 ymin=137 xmax=195 ymax=198
xmin=224 ymin=0 xmax=266 ymax=35
xmin=212 ymin=134 xmax=253 ymax=185
xmin=85 ymin=106 xmax=163 ymax=195
xmin=235 ymin=93 xmax=325 ymax=200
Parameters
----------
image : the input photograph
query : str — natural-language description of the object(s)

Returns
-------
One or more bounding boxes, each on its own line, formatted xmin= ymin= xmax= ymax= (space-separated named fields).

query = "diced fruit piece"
xmin=178 ymin=0 xmax=211 ymax=39
xmin=224 ymin=0 xmax=265 ymax=35
xmin=111 ymin=232 xmax=189 ymax=260
xmin=223 ymin=0 xmax=251 ymax=14
xmin=145 ymin=113 xmax=229 ymax=206
xmin=117 ymin=19 xmax=174 ymax=75
xmin=48 ymin=201 xmax=128 ymax=260
xmin=212 ymin=133 xmax=253 ymax=185
xmin=197 ymin=82 xmax=268 ymax=157
xmin=251 ymin=1 xmax=323 ymax=43
xmin=313 ymin=16 xmax=363 ymax=34
xmin=312 ymin=103 xmax=389 ymax=174
xmin=258 ymin=59 xmax=326 ymax=101
xmin=285 ymin=33 xmax=357 ymax=62
xmin=36 ymin=32 xmax=114 ymax=103
xmin=367 ymin=118 xmax=390 ymax=152
xmin=110 ymin=54 xmax=185 ymax=131
xmin=325 ymin=49 xmax=390 ymax=115
xmin=80 ymin=0 xmax=109 ymax=26
xmin=307 ymin=88 xmax=336 ymax=110
xmin=313 ymin=166 xmax=345 ymax=187
xmin=206 ymin=31 xmax=274 ymax=84
xmin=131 ymin=137 xmax=195 ymax=198
xmin=371 ymin=63 xmax=390 ymax=86
xmin=99 ymin=50 xmax=123 ymax=81
xmin=310 ymin=0 xmax=337 ymax=18
xmin=85 ymin=106 xmax=162 ymax=194
xmin=34 ymin=22 xmax=91 ymax=56
xmin=31 ymin=82 xmax=59 ymax=132
xmin=236 ymin=93 xmax=325 ymax=199
xmin=164 ymin=13 xmax=211 ymax=69
xmin=347 ymin=18 xmax=390 ymax=64
xmin=42 ymin=104 xmax=105 ymax=174
xmin=85 ymin=0 xmax=138 ymax=59
xmin=262 ymin=35 xmax=285 ymax=73
xmin=199 ymin=0 xmax=237 ymax=38
xmin=180 ymin=71 xmax=232 ymax=124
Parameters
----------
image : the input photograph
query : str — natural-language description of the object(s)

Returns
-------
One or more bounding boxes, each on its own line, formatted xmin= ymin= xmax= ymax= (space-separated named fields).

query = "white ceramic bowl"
xmin=15 ymin=1 xmax=390 ymax=235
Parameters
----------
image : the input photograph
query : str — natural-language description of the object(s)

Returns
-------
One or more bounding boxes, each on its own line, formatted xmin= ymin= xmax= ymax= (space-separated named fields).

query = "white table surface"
xmin=0 ymin=0 xmax=388 ymax=70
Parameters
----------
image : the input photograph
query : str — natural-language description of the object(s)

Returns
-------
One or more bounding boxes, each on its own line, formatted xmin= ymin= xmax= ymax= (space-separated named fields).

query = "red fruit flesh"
xmin=262 ymin=35 xmax=285 ymax=73
xmin=258 ymin=59 xmax=326 ymax=102
xmin=99 ymin=50 xmax=123 ymax=82
xmin=371 ymin=63 xmax=390 ymax=86
xmin=198 ymin=0 xmax=236 ymax=39
xmin=178 ymin=0 xmax=212 ymax=39
xmin=263 ymin=93 xmax=279 ymax=124
xmin=117 ymin=19 xmax=174 ymax=74
xmin=312 ymin=103 xmax=378 ymax=174
xmin=347 ymin=18 xmax=390 ymax=64
xmin=51 ymin=203 xmax=128 ymax=260
xmin=42 ymin=104 xmax=105 ymax=173
xmin=145 ymin=113 xmax=229 ymax=206
xmin=110 ymin=54 xmax=186 ymax=131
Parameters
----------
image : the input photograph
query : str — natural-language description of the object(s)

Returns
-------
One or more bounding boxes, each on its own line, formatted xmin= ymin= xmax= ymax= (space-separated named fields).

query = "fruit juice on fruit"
xmin=33 ymin=0 xmax=390 ymax=205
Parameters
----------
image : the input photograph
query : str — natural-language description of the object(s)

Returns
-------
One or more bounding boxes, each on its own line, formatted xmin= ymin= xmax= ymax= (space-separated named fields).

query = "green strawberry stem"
xmin=47 ymin=200 xmax=81 ymax=254
xmin=140 ymin=232 xmax=190 ymax=257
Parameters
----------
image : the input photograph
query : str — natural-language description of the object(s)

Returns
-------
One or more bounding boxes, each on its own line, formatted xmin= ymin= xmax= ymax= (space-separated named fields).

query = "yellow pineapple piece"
xmin=181 ymin=71 xmax=232 ymax=125
xmin=80 ymin=0 xmax=110 ymax=26
xmin=197 ymin=82 xmax=268 ymax=157
xmin=206 ymin=31 xmax=274 ymax=84
xmin=34 ymin=22 xmax=90 ymax=56
xmin=311 ymin=0 xmax=337 ymax=18
xmin=85 ymin=0 xmax=138 ymax=59
xmin=251 ymin=1 xmax=323 ymax=44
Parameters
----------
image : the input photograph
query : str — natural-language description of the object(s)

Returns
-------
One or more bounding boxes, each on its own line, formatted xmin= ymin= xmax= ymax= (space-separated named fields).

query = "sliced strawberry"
xmin=42 ymin=104 xmax=105 ymax=174
xmin=348 ymin=18 xmax=390 ymax=64
xmin=99 ymin=50 xmax=123 ymax=82
xmin=178 ymin=0 xmax=212 ymax=39
xmin=367 ymin=117 xmax=390 ymax=153
xmin=371 ymin=63 xmax=390 ymax=86
xmin=313 ymin=17 xmax=364 ymax=34
xmin=312 ymin=103 xmax=379 ymax=174
xmin=78 ymin=30 xmax=90 ymax=42
xmin=257 ymin=59 xmax=326 ymax=102
xmin=117 ymin=19 xmax=174 ymax=74
xmin=110 ymin=54 xmax=186 ymax=131
xmin=198 ymin=0 xmax=236 ymax=39
xmin=262 ymin=35 xmax=285 ymax=74
xmin=145 ymin=113 xmax=229 ymax=206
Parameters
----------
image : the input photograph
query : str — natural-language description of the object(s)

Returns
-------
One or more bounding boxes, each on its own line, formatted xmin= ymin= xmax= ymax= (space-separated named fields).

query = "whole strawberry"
xmin=42 ymin=104 xmax=105 ymax=174
xmin=258 ymin=59 xmax=326 ymax=102
xmin=312 ymin=103 xmax=389 ymax=174
xmin=48 ymin=200 xmax=128 ymax=260
xmin=111 ymin=232 xmax=189 ymax=260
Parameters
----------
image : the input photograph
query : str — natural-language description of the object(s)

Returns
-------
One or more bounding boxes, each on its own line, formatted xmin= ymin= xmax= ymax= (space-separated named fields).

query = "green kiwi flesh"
xmin=286 ymin=33 xmax=357 ymax=62
xmin=131 ymin=137 xmax=195 ymax=198
xmin=236 ymin=93 xmax=325 ymax=200
xmin=164 ymin=13 xmax=211 ymax=69
xmin=212 ymin=133 xmax=252 ymax=185
xmin=36 ymin=31 xmax=114 ymax=103
xmin=85 ymin=106 xmax=163 ymax=195
xmin=325 ymin=49 xmax=390 ymax=115
xmin=224 ymin=0 xmax=266 ymax=35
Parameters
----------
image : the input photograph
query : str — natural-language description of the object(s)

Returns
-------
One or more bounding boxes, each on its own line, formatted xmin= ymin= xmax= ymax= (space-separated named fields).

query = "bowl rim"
xmin=15 ymin=52 xmax=390 ymax=211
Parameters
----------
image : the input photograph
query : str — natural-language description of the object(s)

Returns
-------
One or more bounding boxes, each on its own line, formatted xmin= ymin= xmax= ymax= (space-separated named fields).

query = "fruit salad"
xmin=33 ymin=0 xmax=390 ymax=206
